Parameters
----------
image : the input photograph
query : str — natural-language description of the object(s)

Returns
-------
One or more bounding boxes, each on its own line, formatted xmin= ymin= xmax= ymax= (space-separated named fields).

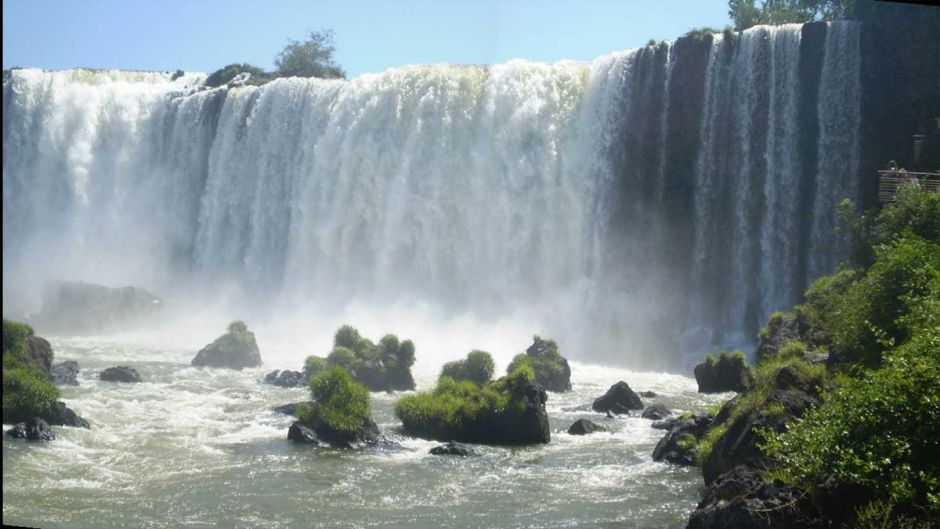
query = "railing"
xmin=878 ymin=170 xmax=940 ymax=203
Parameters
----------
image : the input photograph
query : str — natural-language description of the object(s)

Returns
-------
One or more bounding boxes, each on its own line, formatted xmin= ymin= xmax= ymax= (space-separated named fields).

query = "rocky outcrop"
xmin=41 ymin=401 xmax=91 ymax=428
xmin=639 ymin=390 xmax=658 ymax=398
xmin=652 ymin=413 xmax=714 ymax=466
xmin=755 ymin=311 xmax=808 ymax=363
xmin=33 ymin=280 xmax=163 ymax=335
xmin=430 ymin=441 xmax=480 ymax=456
xmin=686 ymin=466 xmax=824 ymax=529
xmin=6 ymin=418 xmax=55 ymax=441
xmin=703 ymin=389 xmax=819 ymax=484
xmin=567 ymin=418 xmax=607 ymax=435
xmin=287 ymin=416 xmax=382 ymax=449
xmin=592 ymin=381 xmax=644 ymax=413
xmin=273 ymin=401 xmax=313 ymax=416
xmin=641 ymin=403 xmax=672 ymax=420
xmin=51 ymin=360 xmax=80 ymax=385
xmin=264 ymin=369 xmax=305 ymax=388
xmin=694 ymin=353 xmax=754 ymax=393
xmin=652 ymin=417 xmax=678 ymax=430
xmin=99 ymin=366 xmax=142 ymax=383
xmin=507 ymin=336 xmax=572 ymax=392
xmin=191 ymin=321 xmax=262 ymax=369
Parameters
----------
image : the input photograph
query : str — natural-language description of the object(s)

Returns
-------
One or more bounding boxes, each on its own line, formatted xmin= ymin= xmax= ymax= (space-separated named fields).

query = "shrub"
xmin=303 ymin=355 xmax=328 ymax=377
xmin=298 ymin=366 xmax=371 ymax=438
xmin=2 ymin=352 xmax=58 ymax=422
xmin=439 ymin=350 xmax=495 ymax=385
xmin=318 ymin=325 xmax=416 ymax=390
xmin=274 ymin=30 xmax=345 ymax=79
xmin=762 ymin=325 xmax=940 ymax=519
xmin=2 ymin=319 xmax=33 ymax=356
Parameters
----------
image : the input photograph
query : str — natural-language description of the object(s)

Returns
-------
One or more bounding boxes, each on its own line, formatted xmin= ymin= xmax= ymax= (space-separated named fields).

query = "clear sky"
xmin=3 ymin=0 xmax=731 ymax=78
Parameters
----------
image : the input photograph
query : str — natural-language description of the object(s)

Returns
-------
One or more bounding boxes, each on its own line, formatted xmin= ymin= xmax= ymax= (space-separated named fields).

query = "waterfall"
xmin=2 ymin=22 xmax=864 ymax=368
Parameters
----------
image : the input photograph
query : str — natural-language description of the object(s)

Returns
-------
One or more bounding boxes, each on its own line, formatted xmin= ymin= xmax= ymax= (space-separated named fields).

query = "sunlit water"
xmin=2 ymin=339 xmax=727 ymax=529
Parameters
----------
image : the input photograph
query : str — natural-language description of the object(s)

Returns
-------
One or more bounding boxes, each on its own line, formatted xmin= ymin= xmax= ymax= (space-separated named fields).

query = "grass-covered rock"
xmin=506 ymin=336 xmax=571 ymax=392
xmin=693 ymin=350 xmax=753 ymax=393
xmin=439 ymin=350 xmax=495 ymax=385
xmin=3 ymin=318 xmax=53 ymax=375
xmin=289 ymin=366 xmax=379 ymax=448
xmin=191 ymin=321 xmax=262 ymax=370
xmin=395 ymin=364 xmax=550 ymax=445
xmin=303 ymin=325 xmax=415 ymax=392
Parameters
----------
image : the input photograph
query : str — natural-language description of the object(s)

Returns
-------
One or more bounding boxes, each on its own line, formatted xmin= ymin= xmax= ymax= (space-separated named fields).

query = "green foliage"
xmin=677 ymin=433 xmax=698 ymax=452
xmin=727 ymin=0 xmax=847 ymax=31
xmin=2 ymin=352 xmax=58 ymax=422
xmin=506 ymin=336 xmax=568 ymax=390
xmin=875 ymin=183 xmax=940 ymax=246
xmin=395 ymin=363 xmax=538 ymax=435
xmin=321 ymin=325 xmax=416 ymax=388
xmin=204 ymin=63 xmax=269 ymax=88
xmin=274 ymin=30 xmax=345 ymax=79
xmin=2 ymin=319 xmax=33 ymax=356
xmin=303 ymin=355 xmax=328 ymax=377
xmin=762 ymin=326 xmax=940 ymax=519
xmin=300 ymin=366 xmax=371 ymax=438
xmin=776 ymin=340 xmax=807 ymax=361
xmin=439 ymin=350 xmax=495 ymax=385
xmin=327 ymin=346 xmax=359 ymax=371
xmin=683 ymin=27 xmax=720 ymax=41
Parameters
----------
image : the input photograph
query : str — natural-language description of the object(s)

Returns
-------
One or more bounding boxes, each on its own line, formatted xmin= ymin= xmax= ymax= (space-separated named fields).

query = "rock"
xmin=641 ymin=404 xmax=672 ymax=421
xmin=41 ymin=401 xmax=90 ymax=428
xmin=605 ymin=410 xmax=616 ymax=419
xmin=639 ymin=390 xmax=658 ymax=398
xmin=592 ymin=381 xmax=644 ymax=413
xmin=652 ymin=413 xmax=714 ymax=466
xmin=99 ymin=366 xmax=142 ymax=383
xmin=51 ymin=360 xmax=80 ymax=385
xmin=33 ymin=280 xmax=163 ymax=335
xmin=287 ymin=421 xmax=319 ymax=445
xmin=651 ymin=417 xmax=678 ymax=430
xmin=264 ymin=369 xmax=305 ymax=388
xmin=287 ymin=416 xmax=382 ymax=449
xmin=686 ymin=466 xmax=824 ymax=529
xmin=273 ymin=401 xmax=313 ymax=416
xmin=567 ymin=418 xmax=607 ymax=435
xmin=702 ymin=389 xmax=819 ymax=484
xmin=191 ymin=321 xmax=262 ymax=370
xmin=755 ymin=311 xmax=808 ymax=364
xmin=6 ymin=418 xmax=55 ymax=441
xmin=171 ymin=69 xmax=185 ymax=81
xmin=609 ymin=403 xmax=632 ymax=415
xmin=429 ymin=441 xmax=480 ymax=456
xmin=694 ymin=353 xmax=754 ymax=393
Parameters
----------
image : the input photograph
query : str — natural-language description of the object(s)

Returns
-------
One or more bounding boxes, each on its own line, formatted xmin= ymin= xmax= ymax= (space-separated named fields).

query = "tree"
xmin=728 ymin=0 xmax=848 ymax=31
xmin=274 ymin=30 xmax=346 ymax=79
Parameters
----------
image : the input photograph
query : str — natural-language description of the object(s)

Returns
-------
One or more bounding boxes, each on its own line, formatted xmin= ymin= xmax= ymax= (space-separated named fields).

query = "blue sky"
xmin=3 ymin=0 xmax=731 ymax=78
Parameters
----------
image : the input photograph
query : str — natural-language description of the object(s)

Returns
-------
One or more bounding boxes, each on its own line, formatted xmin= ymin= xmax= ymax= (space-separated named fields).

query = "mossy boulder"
xmin=592 ymin=381 xmax=644 ymax=413
xmin=3 ymin=319 xmax=53 ymax=375
xmin=2 ymin=320 xmax=89 ymax=429
xmin=303 ymin=325 xmax=416 ymax=392
xmin=693 ymin=350 xmax=754 ymax=393
xmin=191 ymin=321 xmax=262 ymax=369
xmin=439 ymin=350 xmax=495 ymax=385
xmin=506 ymin=336 xmax=571 ymax=392
xmin=395 ymin=364 xmax=550 ymax=445
xmin=289 ymin=366 xmax=379 ymax=448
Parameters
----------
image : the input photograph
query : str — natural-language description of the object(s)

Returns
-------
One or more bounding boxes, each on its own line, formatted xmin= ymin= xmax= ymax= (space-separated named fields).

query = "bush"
xmin=2 ymin=319 xmax=33 ymax=356
xmin=298 ymin=366 xmax=371 ymax=438
xmin=506 ymin=336 xmax=570 ymax=392
xmin=394 ymin=363 xmax=543 ymax=443
xmin=439 ymin=350 xmax=495 ymax=385
xmin=274 ymin=30 xmax=345 ymax=79
xmin=303 ymin=355 xmax=328 ymax=378
xmin=2 ymin=352 xmax=58 ymax=422
xmin=317 ymin=325 xmax=416 ymax=391
xmin=762 ymin=326 xmax=940 ymax=519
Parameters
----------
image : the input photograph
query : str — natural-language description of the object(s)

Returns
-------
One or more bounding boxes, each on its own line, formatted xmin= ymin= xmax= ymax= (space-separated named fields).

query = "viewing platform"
xmin=877 ymin=170 xmax=940 ymax=203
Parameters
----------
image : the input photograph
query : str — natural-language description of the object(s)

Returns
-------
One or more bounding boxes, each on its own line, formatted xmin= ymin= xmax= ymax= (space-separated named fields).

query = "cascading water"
xmin=2 ymin=22 xmax=863 ymax=368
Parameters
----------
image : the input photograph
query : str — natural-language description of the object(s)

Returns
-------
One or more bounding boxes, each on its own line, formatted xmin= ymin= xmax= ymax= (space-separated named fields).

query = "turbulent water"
xmin=2 ymin=340 xmax=727 ymax=529
xmin=2 ymin=22 xmax=863 ymax=368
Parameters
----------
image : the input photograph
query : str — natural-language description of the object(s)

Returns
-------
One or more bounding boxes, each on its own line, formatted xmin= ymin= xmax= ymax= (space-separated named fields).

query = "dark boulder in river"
xmin=51 ymin=360 xmax=80 ymax=385
xmin=567 ymin=418 xmax=606 ymax=435
xmin=6 ymin=418 xmax=55 ymax=441
xmin=32 ymin=280 xmax=163 ymax=335
xmin=41 ymin=401 xmax=90 ymax=429
xmin=272 ymin=401 xmax=314 ymax=416
xmin=100 ymin=366 xmax=142 ymax=383
xmin=429 ymin=441 xmax=480 ymax=456
xmin=641 ymin=403 xmax=672 ymax=421
xmin=191 ymin=321 xmax=262 ymax=370
xmin=693 ymin=351 xmax=753 ymax=393
xmin=264 ymin=369 xmax=305 ymax=388
xmin=288 ymin=417 xmax=382 ymax=449
xmin=592 ymin=381 xmax=643 ymax=413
